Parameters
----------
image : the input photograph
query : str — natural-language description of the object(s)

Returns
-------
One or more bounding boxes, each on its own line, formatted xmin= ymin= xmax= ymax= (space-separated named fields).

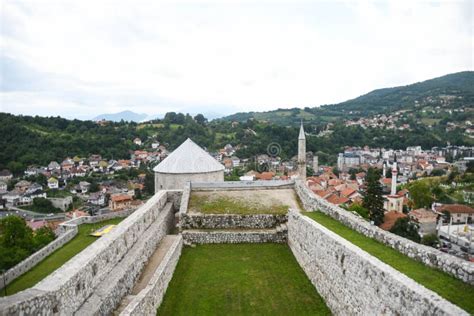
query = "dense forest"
xmin=1 ymin=107 xmax=471 ymax=175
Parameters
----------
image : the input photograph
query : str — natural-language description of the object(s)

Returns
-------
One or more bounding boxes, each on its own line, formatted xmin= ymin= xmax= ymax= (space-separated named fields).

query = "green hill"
xmin=222 ymin=71 xmax=474 ymax=125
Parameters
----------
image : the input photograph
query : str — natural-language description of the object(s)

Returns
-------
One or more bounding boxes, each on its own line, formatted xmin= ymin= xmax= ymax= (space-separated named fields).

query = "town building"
xmin=436 ymin=204 xmax=474 ymax=224
xmin=109 ymin=194 xmax=133 ymax=211
xmin=409 ymin=208 xmax=438 ymax=236
xmin=48 ymin=177 xmax=59 ymax=189
xmin=0 ymin=169 xmax=13 ymax=181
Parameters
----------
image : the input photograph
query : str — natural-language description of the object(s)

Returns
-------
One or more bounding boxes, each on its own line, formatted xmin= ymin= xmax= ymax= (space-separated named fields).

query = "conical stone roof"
xmin=153 ymin=138 xmax=224 ymax=174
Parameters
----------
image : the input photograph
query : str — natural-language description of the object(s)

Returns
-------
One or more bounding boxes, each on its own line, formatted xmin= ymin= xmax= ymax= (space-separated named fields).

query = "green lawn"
xmin=189 ymin=192 xmax=289 ymax=215
xmin=2 ymin=218 xmax=124 ymax=296
xmin=304 ymin=212 xmax=474 ymax=313
xmin=158 ymin=244 xmax=330 ymax=316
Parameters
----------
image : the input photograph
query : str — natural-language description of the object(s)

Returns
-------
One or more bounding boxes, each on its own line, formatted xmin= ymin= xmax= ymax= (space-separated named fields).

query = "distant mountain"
xmin=93 ymin=110 xmax=149 ymax=122
xmin=221 ymin=71 xmax=474 ymax=125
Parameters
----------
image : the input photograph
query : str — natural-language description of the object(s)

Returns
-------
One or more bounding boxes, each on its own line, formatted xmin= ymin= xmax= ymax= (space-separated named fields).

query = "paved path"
xmin=114 ymin=235 xmax=178 ymax=315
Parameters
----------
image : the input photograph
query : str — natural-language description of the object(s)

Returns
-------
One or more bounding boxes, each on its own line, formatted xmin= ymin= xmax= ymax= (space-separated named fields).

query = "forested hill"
xmin=221 ymin=71 xmax=474 ymax=125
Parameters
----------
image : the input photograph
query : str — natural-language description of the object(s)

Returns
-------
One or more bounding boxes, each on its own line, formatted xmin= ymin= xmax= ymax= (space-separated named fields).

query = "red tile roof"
xmin=325 ymin=194 xmax=350 ymax=205
xmin=380 ymin=211 xmax=407 ymax=231
xmin=436 ymin=204 xmax=474 ymax=214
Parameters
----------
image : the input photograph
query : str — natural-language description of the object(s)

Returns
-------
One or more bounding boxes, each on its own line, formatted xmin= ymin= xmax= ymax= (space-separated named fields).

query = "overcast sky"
xmin=0 ymin=0 xmax=472 ymax=120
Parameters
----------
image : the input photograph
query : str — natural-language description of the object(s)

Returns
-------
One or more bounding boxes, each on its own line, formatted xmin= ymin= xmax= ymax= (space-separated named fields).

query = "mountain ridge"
xmin=221 ymin=71 xmax=474 ymax=125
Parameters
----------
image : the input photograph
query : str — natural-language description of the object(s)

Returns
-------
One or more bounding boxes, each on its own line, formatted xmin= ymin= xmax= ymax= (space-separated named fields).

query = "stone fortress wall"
xmin=294 ymin=180 xmax=474 ymax=285
xmin=1 ymin=180 xmax=472 ymax=315
xmin=119 ymin=235 xmax=183 ymax=315
xmin=0 ymin=190 xmax=181 ymax=315
xmin=0 ymin=209 xmax=134 ymax=290
xmin=287 ymin=210 xmax=468 ymax=316
xmin=179 ymin=181 xmax=292 ymax=244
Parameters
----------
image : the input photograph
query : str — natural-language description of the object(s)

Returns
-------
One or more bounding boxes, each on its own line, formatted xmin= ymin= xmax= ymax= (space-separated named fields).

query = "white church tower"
xmin=298 ymin=121 xmax=306 ymax=181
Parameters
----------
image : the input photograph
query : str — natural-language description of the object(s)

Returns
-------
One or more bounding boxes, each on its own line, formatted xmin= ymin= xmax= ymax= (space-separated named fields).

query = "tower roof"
xmin=153 ymin=138 xmax=224 ymax=174
xmin=299 ymin=121 xmax=305 ymax=140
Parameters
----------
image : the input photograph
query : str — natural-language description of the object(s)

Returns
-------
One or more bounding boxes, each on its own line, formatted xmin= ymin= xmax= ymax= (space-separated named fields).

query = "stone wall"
xmin=191 ymin=180 xmax=294 ymax=191
xmin=294 ymin=180 xmax=474 ymax=285
xmin=1 ymin=209 xmax=134 ymax=291
xmin=120 ymin=236 xmax=183 ymax=315
xmin=77 ymin=203 xmax=175 ymax=315
xmin=0 ymin=191 xmax=176 ymax=315
xmin=155 ymin=170 xmax=224 ymax=191
xmin=182 ymin=229 xmax=287 ymax=244
xmin=0 ymin=229 xmax=77 ymax=290
xmin=180 ymin=214 xmax=287 ymax=229
xmin=287 ymin=210 xmax=468 ymax=315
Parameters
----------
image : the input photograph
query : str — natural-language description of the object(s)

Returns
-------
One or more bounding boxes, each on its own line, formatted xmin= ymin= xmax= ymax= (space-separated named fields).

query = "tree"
xmin=421 ymin=234 xmax=439 ymax=247
xmin=348 ymin=203 xmax=369 ymax=220
xmin=89 ymin=181 xmax=100 ymax=193
xmin=32 ymin=197 xmax=61 ymax=213
xmin=194 ymin=114 xmax=207 ymax=125
xmin=33 ymin=226 xmax=56 ymax=250
xmin=362 ymin=167 xmax=385 ymax=225
xmin=466 ymin=161 xmax=474 ymax=173
xmin=0 ymin=216 xmax=34 ymax=250
xmin=0 ymin=216 xmax=55 ymax=270
xmin=408 ymin=181 xmax=434 ymax=209
xmin=390 ymin=217 xmax=421 ymax=243
xmin=144 ymin=171 xmax=155 ymax=195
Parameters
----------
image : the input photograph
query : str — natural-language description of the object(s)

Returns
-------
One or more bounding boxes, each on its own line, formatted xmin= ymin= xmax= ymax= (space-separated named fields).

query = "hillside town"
xmin=0 ymin=138 xmax=170 ymax=232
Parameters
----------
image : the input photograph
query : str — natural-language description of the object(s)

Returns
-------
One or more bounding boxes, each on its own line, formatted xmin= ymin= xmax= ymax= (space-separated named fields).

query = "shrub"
xmin=348 ymin=203 xmax=370 ymax=220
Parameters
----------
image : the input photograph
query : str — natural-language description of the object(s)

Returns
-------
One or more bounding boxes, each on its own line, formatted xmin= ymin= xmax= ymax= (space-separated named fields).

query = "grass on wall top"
xmin=1 ymin=217 xmax=124 ymax=296
xmin=304 ymin=211 xmax=474 ymax=314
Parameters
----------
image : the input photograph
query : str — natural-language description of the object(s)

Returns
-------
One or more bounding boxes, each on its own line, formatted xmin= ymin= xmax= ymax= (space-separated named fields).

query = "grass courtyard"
xmin=157 ymin=244 xmax=330 ymax=316
xmin=304 ymin=212 xmax=474 ymax=313
xmin=188 ymin=189 xmax=301 ymax=215
xmin=2 ymin=217 xmax=124 ymax=296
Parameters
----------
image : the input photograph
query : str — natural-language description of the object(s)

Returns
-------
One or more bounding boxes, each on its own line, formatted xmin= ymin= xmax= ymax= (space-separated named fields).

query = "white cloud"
xmin=0 ymin=0 xmax=472 ymax=118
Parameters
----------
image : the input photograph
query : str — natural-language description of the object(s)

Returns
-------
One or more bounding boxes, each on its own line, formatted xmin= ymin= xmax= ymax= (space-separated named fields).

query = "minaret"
xmin=391 ymin=155 xmax=397 ymax=196
xmin=298 ymin=121 xmax=306 ymax=181
xmin=382 ymin=161 xmax=387 ymax=178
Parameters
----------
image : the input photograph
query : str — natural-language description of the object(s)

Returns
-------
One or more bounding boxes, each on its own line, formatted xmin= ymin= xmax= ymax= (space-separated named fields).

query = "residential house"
xmin=409 ymin=208 xmax=438 ymax=236
xmin=88 ymin=154 xmax=102 ymax=167
xmin=71 ymin=167 xmax=87 ymax=177
xmin=48 ymin=161 xmax=60 ymax=171
xmin=133 ymin=138 xmax=142 ymax=146
xmin=109 ymin=194 xmax=133 ymax=211
xmin=3 ymin=190 xmax=21 ymax=205
xmin=0 ymin=169 xmax=13 ymax=181
xmin=25 ymin=166 xmax=39 ymax=176
xmin=0 ymin=181 xmax=7 ymax=193
xmin=18 ymin=189 xmax=47 ymax=205
xmin=435 ymin=204 xmax=474 ymax=224
xmin=48 ymin=177 xmax=59 ymax=189
xmin=380 ymin=211 xmax=407 ymax=231
xmin=88 ymin=192 xmax=106 ymax=206
xmin=15 ymin=180 xmax=32 ymax=193
xmin=231 ymin=156 xmax=240 ymax=168
xmin=61 ymin=158 xmax=74 ymax=171
xmin=26 ymin=183 xmax=43 ymax=194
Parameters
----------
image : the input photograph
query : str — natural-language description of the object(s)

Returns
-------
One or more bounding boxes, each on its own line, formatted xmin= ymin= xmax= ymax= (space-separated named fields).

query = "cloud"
xmin=0 ymin=0 xmax=472 ymax=119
